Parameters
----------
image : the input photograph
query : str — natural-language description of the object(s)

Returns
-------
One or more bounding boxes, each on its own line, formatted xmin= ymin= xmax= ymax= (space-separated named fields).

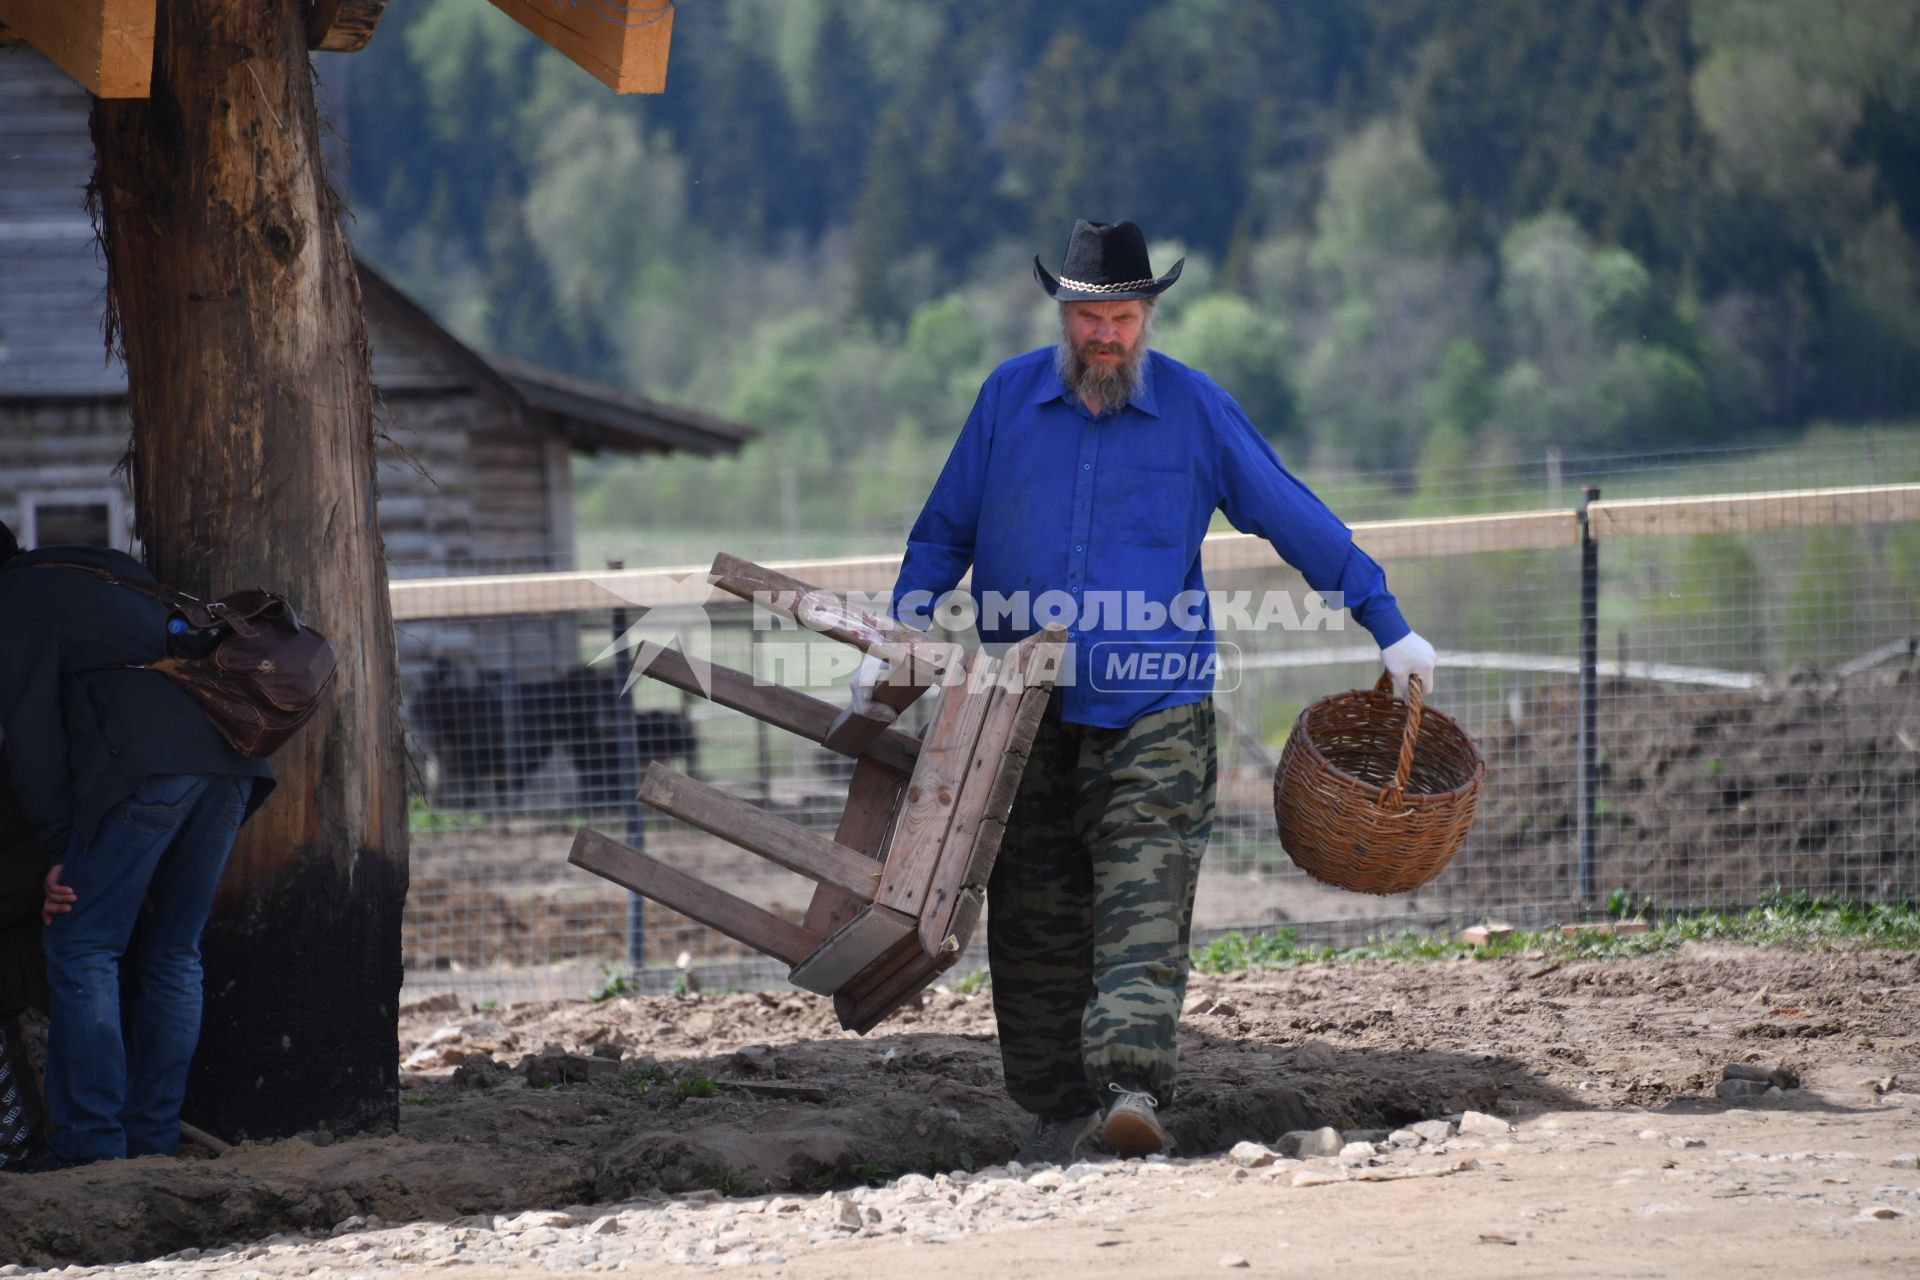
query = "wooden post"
xmin=88 ymin=0 xmax=406 ymax=1141
xmin=1575 ymin=486 xmax=1601 ymax=909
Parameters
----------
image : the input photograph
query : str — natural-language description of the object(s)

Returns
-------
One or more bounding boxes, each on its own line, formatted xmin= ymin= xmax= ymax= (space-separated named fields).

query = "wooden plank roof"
xmin=492 ymin=355 xmax=755 ymax=457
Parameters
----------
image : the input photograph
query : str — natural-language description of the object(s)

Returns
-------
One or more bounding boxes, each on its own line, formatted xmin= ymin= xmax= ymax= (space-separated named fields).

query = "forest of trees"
xmin=338 ymin=0 xmax=1920 ymax=531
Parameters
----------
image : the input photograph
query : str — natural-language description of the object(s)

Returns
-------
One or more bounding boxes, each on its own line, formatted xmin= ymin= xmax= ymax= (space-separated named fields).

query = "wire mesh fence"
xmin=395 ymin=438 xmax=1920 ymax=1003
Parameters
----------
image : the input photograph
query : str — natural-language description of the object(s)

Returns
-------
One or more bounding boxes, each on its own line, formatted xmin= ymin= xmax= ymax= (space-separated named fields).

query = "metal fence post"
xmin=607 ymin=559 xmax=647 ymax=971
xmin=1576 ymin=487 xmax=1601 ymax=908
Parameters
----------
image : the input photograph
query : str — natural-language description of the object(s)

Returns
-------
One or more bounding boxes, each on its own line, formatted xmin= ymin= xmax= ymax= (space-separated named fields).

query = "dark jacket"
xmin=0 ymin=546 xmax=274 ymax=860
xmin=0 ymin=770 xmax=49 ymax=1017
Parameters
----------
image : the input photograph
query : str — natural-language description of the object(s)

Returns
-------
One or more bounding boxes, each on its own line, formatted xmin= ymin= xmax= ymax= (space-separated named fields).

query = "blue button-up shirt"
xmin=889 ymin=347 xmax=1410 ymax=728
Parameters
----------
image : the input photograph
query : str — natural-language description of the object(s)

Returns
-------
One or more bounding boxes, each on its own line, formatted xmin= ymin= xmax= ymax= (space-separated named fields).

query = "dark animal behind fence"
xmin=410 ymin=660 xmax=696 ymax=813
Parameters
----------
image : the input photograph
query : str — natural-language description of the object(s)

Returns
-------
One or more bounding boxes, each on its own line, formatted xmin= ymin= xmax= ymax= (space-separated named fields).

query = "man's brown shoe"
xmin=1102 ymin=1084 xmax=1165 ymax=1157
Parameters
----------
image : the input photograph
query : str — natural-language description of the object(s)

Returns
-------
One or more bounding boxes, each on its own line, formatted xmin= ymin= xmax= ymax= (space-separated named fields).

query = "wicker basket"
xmin=1272 ymin=671 xmax=1484 ymax=895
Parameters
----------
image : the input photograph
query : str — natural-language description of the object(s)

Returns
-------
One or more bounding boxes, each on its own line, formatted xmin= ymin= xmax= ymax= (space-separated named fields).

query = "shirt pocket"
xmin=1104 ymin=464 xmax=1188 ymax=549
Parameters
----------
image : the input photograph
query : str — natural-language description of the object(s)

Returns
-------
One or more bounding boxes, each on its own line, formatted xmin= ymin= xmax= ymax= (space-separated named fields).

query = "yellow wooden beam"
xmin=487 ymin=0 xmax=674 ymax=94
xmin=0 ymin=0 xmax=155 ymax=98
xmin=308 ymin=0 xmax=389 ymax=53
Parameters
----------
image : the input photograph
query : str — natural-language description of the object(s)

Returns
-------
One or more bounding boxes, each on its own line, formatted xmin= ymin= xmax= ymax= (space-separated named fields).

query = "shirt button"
xmin=1074 ymin=544 xmax=1084 ymax=552
xmin=1082 ymin=462 xmax=1090 ymax=470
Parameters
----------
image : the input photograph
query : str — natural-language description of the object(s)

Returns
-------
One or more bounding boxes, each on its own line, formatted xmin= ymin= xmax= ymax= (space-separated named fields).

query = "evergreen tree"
xmin=799 ymin=1 xmax=882 ymax=236
xmin=850 ymin=102 xmax=921 ymax=326
xmin=688 ymin=40 xmax=802 ymax=244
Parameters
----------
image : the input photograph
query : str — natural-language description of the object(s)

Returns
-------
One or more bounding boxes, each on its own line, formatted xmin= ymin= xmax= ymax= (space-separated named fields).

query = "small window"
xmin=32 ymin=502 xmax=112 ymax=548
xmin=20 ymin=489 xmax=130 ymax=551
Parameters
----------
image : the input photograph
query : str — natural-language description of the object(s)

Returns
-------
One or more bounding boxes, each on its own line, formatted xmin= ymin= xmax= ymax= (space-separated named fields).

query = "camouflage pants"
xmin=987 ymin=698 xmax=1216 ymax=1118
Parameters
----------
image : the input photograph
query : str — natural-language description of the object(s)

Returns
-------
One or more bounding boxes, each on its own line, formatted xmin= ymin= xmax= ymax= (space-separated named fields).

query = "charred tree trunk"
xmin=88 ymin=0 xmax=406 ymax=1141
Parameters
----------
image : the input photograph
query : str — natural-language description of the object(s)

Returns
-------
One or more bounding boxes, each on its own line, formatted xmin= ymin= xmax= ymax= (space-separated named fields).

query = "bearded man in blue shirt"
xmin=852 ymin=220 xmax=1436 ymax=1164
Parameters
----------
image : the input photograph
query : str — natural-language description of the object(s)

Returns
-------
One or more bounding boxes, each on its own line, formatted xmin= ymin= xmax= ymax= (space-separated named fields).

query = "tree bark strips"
xmin=89 ymin=0 xmax=406 ymax=1141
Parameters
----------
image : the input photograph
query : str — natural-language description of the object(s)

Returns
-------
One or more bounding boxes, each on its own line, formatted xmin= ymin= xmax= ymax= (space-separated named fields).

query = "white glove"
xmin=1381 ymin=631 xmax=1436 ymax=697
xmin=847 ymin=650 xmax=896 ymax=722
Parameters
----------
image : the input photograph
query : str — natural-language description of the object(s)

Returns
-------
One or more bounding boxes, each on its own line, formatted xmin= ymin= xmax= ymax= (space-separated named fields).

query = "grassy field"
xmin=575 ymin=425 xmax=1920 ymax=571
xmin=1188 ymin=893 xmax=1920 ymax=974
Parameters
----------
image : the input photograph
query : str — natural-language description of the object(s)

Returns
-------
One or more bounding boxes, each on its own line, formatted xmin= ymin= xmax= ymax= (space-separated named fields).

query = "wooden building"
xmin=0 ymin=43 xmax=750 ymax=594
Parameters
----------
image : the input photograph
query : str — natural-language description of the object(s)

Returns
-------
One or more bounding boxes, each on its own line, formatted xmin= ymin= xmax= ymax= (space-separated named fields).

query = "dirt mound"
xmin=4 ymin=944 xmax=1914 ymax=1268
xmin=1437 ymin=666 xmax=1920 ymax=910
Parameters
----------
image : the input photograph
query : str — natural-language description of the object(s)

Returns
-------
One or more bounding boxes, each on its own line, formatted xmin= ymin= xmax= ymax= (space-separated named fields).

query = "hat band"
xmin=1054 ymin=274 xmax=1156 ymax=294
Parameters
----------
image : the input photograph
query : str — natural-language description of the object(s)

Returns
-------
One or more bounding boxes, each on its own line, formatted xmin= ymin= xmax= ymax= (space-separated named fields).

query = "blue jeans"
xmin=43 ymin=774 xmax=249 ymax=1162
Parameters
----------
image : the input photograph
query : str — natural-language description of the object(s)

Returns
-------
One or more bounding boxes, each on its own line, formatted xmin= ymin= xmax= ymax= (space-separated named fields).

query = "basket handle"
xmin=1371 ymin=670 xmax=1425 ymax=808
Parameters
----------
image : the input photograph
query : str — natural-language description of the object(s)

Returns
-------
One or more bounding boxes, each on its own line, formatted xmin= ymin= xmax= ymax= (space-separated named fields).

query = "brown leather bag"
xmin=36 ymin=563 xmax=339 ymax=758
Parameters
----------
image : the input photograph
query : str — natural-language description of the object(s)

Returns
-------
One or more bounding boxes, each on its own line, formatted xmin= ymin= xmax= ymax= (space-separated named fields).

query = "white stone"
xmin=1338 ymin=1141 xmax=1378 ymax=1164
xmin=1228 ymin=1141 xmax=1277 ymax=1168
xmin=1290 ymin=1168 xmax=1347 ymax=1187
xmin=809 ymin=1194 xmax=864 ymax=1232
xmin=1411 ymin=1119 xmax=1453 ymax=1143
xmin=1280 ymin=1127 xmax=1344 ymax=1158
xmin=1026 ymin=1169 xmax=1066 ymax=1191
xmin=1386 ymin=1129 xmax=1421 ymax=1148
xmin=1219 ymin=1255 xmax=1250 ymax=1269
xmin=1889 ymin=1153 xmax=1919 ymax=1170
xmin=1458 ymin=1111 xmax=1512 ymax=1137
xmin=1668 ymin=1137 xmax=1706 ymax=1150
xmin=587 ymin=1216 xmax=621 ymax=1236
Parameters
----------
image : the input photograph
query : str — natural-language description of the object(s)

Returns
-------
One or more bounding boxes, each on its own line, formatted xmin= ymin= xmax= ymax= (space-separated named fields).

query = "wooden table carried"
xmin=567 ymin=553 xmax=1066 ymax=1033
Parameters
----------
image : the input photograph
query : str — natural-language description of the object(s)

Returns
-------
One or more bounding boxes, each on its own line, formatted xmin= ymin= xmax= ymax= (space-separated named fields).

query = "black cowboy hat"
xmin=1034 ymin=219 xmax=1184 ymax=302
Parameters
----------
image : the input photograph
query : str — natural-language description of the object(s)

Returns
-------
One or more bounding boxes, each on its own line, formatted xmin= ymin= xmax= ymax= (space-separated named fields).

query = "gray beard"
xmin=1056 ymin=339 xmax=1148 ymax=414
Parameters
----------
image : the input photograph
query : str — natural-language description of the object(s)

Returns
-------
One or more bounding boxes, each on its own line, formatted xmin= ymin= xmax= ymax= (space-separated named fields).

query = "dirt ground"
xmin=1 ymin=942 xmax=1916 ymax=1275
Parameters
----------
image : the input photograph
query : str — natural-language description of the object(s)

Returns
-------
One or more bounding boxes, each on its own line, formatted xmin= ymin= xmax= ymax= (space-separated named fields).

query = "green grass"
xmin=1190 ymin=894 xmax=1920 ymax=975
xmin=620 ymin=1064 xmax=671 ymax=1093
xmin=694 ymin=1161 xmax=756 ymax=1196
xmin=577 ymin=426 xmax=1920 ymax=571
xmin=401 ymin=1089 xmax=454 ymax=1106
xmin=674 ymin=1075 xmax=718 ymax=1102
xmin=847 ymin=1158 xmax=896 ymax=1185
xmin=407 ymin=796 xmax=488 ymax=835
xmin=950 ymin=969 xmax=991 ymax=995
xmin=588 ymin=967 xmax=636 ymax=1002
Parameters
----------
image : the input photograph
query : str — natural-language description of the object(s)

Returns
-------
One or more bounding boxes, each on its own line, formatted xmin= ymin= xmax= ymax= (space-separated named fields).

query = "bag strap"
xmin=30 ymin=560 xmax=200 ymax=608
